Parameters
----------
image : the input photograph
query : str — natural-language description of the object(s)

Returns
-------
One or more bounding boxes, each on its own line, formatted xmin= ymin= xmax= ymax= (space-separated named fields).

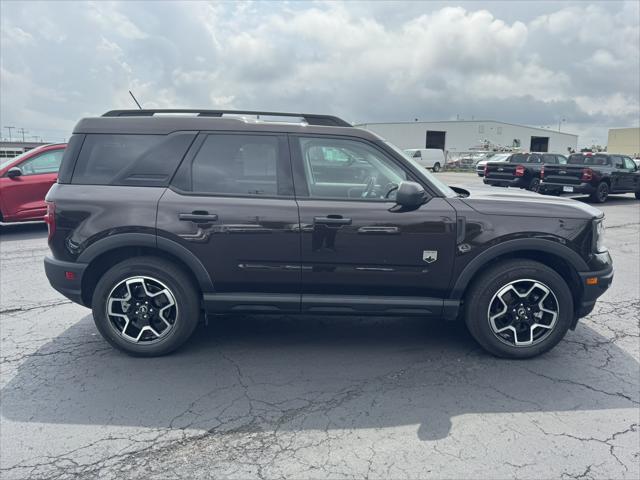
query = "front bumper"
xmin=483 ymin=177 xmax=527 ymax=188
xmin=540 ymin=181 xmax=596 ymax=195
xmin=574 ymin=251 xmax=614 ymax=323
xmin=44 ymin=255 xmax=88 ymax=306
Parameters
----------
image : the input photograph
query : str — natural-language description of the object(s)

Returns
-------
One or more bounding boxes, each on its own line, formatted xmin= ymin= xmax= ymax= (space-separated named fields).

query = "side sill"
xmin=203 ymin=293 xmax=460 ymax=318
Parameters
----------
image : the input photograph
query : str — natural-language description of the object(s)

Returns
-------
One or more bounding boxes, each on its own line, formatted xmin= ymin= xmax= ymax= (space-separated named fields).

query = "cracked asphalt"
xmin=1 ymin=173 xmax=638 ymax=479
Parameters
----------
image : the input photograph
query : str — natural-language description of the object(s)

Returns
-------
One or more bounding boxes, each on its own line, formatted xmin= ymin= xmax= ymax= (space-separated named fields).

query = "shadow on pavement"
xmin=2 ymin=314 xmax=638 ymax=441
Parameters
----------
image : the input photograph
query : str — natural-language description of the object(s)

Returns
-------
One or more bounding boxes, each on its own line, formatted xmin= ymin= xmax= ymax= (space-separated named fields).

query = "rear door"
xmin=158 ymin=132 xmax=301 ymax=312
xmin=290 ymin=134 xmax=457 ymax=315
xmin=609 ymin=155 xmax=627 ymax=192
xmin=621 ymin=157 xmax=640 ymax=191
xmin=0 ymin=148 xmax=63 ymax=221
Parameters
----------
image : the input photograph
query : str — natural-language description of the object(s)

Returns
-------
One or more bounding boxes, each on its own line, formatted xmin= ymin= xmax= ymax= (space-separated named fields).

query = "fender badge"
xmin=423 ymin=250 xmax=438 ymax=263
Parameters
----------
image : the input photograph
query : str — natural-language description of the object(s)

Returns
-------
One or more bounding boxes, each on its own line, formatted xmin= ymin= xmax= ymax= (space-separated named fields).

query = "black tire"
xmin=528 ymin=177 xmax=541 ymax=192
xmin=432 ymin=162 xmax=441 ymax=173
xmin=590 ymin=181 xmax=609 ymax=203
xmin=464 ymin=259 xmax=573 ymax=359
xmin=635 ymin=191 xmax=640 ymax=200
xmin=91 ymin=256 xmax=200 ymax=356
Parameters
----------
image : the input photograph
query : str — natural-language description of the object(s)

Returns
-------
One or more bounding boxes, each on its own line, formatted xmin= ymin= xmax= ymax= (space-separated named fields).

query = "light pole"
xmin=4 ymin=126 xmax=15 ymax=142
xmin=558 ymin=118 xmax=566 ymax=132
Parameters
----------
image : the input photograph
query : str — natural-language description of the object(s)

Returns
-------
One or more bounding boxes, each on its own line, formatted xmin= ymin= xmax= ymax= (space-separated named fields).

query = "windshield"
xmin=383 ymin=141 xmax=457 ymax=197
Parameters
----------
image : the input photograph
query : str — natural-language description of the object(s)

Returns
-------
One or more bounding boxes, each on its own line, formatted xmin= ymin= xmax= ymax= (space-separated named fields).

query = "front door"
xmin=289 ymin=135 xmax=457 ymax=316
xmin=157 ymin=132 xmax=301 ymax=312
xmin=1 ymin=149 xmax=63 ymax=221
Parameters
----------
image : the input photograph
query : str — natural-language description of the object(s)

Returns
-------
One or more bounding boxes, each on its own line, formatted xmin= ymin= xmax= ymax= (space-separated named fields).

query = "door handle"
xmin=179 ymin=211 xmax=218 ymax=223
xmin=313 ymin=216 xmax=352 ymax=226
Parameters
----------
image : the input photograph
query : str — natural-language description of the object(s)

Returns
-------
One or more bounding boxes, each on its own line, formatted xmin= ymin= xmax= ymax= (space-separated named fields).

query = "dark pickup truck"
xmin=483 ymin=153 xmax=567 ymax=192
xmin=541 ymin=153 xmax=640 ymax=203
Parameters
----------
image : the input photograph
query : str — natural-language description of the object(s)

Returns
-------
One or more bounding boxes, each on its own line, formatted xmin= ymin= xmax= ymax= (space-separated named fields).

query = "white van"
xmin=403 ymin=148 xmax=445 ymax=172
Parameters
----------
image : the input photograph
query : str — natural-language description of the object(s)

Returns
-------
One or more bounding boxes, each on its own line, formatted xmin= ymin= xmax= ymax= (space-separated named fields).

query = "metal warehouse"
xmin=357 ymin=120 xmax=578 ymax=154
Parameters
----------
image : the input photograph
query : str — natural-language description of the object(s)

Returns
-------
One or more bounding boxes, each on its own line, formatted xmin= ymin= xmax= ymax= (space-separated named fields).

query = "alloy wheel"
xmin=487 ymin=279 xmax=559 ymax=347
xmin=106 ymin=276 xmax=178 ymax=343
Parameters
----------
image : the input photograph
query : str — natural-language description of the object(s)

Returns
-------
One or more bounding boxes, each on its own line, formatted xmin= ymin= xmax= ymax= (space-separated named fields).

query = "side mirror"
xmin=6 ymin=167 xmax=22 ymax=179
xmin=395 ymin=181 xmax=426 ymax=208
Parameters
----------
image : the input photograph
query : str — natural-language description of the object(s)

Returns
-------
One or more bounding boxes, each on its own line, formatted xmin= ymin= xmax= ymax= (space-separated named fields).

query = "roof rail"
xmin=101 ymin=109 xmax=352 ymax=127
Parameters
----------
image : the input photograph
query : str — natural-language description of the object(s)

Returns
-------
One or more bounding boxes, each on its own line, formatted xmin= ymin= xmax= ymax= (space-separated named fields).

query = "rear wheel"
xmin=590 ymin=181 xmax=609 ymax=203
xmin=528 ymin=177 xmax=541 ymax=192
xmin=464 ymin=259 xmax=573 ymax=358
xmin=432 ymin=162 xmax=441 ymax=173
xmin=92 ymin=256 xmax=200 ymax=356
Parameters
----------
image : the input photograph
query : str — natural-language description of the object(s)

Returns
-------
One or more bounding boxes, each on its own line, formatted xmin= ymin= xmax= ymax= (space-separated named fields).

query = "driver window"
xmin=19 ymin=150 xmax=64 ymax=175
xmin=297 ymin=137 xmax=408 ymax=200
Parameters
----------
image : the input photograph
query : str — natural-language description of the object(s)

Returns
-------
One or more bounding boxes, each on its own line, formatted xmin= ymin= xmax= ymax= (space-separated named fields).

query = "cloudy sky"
xmin=1 ymin=0 xmax=638 ymax=146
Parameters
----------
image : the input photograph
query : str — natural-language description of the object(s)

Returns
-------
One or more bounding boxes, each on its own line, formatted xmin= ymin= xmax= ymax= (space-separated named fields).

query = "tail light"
xmin=515 ymin=165 xmax=525 ymax=177
xmin=484 ymin=164 xmax=488 ymax=176
xmin=44 ymin=201 xmax=56 ymax=241
xmin=540 ymin=166 xmax=545 ymax=179
xmin=581 ymin=168 xmax=593 ymax=181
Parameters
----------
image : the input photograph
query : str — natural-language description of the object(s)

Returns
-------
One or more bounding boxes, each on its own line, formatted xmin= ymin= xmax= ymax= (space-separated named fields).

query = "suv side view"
xmin=44 ymin=110 xmax=613 ymax=358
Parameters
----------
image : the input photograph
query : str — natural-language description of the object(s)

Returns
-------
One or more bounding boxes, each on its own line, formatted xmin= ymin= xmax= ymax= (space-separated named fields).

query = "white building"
xmin=357 ymin=120 xmax=578 ymax=154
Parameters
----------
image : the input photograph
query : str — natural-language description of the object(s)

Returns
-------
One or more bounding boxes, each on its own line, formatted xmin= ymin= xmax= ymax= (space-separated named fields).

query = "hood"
xmin=457 ymin=186 xmax=603 ymax=219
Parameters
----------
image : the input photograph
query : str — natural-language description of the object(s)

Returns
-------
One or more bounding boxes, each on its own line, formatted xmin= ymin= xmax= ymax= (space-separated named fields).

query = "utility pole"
xmin=17 ymin=128 xmax=28 ymax=142
xmin=4 ymin=126 xmax=15 ymax=142
xmin=558 ymin=118 xmax=566 ymax=132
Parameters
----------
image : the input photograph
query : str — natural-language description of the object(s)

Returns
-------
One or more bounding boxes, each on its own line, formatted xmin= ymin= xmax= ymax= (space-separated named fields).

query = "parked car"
xmin=483 ymin=152 xmax=567 ymax=192
xmin=0 ymin=144 xmax=66 ymax=224
xmin=540 ymin=153 xmax=640 ymax=202
xmin=476 ymin=153 xmax=511 ymax=177
xmin=403 ymin=148 xmax=445 ymax=172
xmin=447 ymin=152 xmax=490 ymax=170
xmin=45 ymin=109 xmax=612 ymax=359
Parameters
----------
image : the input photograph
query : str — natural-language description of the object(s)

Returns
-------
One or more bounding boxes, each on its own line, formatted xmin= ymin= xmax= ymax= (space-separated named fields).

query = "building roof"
xmin=356 ymin=119 xmax=578 ymax=138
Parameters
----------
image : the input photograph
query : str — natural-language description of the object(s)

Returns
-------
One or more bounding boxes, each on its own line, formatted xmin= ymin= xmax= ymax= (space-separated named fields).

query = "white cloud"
xmin=0 ymin=1 xmax=638 ymax=146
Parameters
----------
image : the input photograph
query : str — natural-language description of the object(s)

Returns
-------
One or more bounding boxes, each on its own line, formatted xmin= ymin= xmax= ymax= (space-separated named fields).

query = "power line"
xmin=17 ymin=128 xmax=28 ymax=142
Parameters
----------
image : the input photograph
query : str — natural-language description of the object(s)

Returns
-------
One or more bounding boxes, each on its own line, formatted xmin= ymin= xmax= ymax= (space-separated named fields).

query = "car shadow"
xmin=0 ymin=221 xmax=47 ymax=240
xmin=2 ymin=314 xmax=638 ymax=441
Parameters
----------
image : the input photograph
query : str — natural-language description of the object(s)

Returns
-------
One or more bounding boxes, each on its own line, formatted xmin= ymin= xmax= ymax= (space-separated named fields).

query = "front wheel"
xmin=92 ymin=256 xmax=201 ymax=356
xmin=464 ymin=259 xmax=573 ymax=358
xmin=432 ymin=162 xmax=441 ymax=173
xmin=590 ymin=181 xmax=609 ymax=203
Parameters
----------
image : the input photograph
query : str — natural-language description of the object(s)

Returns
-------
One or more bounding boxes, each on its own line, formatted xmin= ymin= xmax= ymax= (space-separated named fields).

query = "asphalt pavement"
xmin=1 ymin=172 xmax=638 ymax=479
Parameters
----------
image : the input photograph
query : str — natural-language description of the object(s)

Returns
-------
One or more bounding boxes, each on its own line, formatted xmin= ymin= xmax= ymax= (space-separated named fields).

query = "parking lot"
xmin=0 ymin=172 xmax=638 ymax=479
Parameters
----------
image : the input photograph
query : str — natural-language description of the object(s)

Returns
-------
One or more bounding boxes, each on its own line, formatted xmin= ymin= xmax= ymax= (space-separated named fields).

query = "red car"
xmin=0 ymin=144 xmax=66 ymax=223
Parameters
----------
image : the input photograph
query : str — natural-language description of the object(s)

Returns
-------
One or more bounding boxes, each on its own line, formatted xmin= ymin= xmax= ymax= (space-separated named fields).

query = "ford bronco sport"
xmin=44 ymin=110 xmax=613 ymax=358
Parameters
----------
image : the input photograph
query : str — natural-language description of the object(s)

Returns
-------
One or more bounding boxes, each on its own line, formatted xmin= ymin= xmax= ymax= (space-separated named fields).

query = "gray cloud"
xmin=1 ymin=0 xmax=638 ymax=146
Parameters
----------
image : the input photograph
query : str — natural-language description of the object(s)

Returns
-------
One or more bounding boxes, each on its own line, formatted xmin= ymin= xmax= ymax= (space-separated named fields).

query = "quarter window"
xmin=19 ymin=150 xmax=64 ymax=175
xmin=295 ymin=137 xmax=408 ymax=200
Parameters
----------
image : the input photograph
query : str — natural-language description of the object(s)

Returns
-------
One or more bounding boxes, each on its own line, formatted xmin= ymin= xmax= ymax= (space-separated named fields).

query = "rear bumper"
xmin=574 ymin=252 xmax=614 ymax=323
xmin=483 ymin=177 xmax=527 ymax=188
xmin=541 ymin=181 xmax=595 ymax=194
xmin=44 ymin=255 xmax=88 ymax=306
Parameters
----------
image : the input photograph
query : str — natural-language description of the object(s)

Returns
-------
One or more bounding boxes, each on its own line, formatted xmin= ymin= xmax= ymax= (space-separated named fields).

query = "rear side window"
xmin=19 ymin=149 xmax=64 ymax=175
xmin=172 ymin=133 xmax=292 ymax=197
xmin=71 ymin=133 xmax=195 ymax=186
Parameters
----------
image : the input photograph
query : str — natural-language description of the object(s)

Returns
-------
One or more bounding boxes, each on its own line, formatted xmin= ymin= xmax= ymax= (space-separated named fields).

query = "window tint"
xmin=71 ymin=133 xmax=195 ymax=186
xmin=182 ymin=134 xmax=284 ymax=196
xmin=542 ymin=154 xmax=557 ymax=164
xmin=612 ymin=156 xmax=625 ymax=168
xmin=18 ymin=149 xmax=64 ymax=175
xmin=557 ymin=155 xmax=567 ymax=164
xmin=296 ymin=137 xmax=408 ymax=200
xmin=568 ymin=154 xmax=609 ymax=166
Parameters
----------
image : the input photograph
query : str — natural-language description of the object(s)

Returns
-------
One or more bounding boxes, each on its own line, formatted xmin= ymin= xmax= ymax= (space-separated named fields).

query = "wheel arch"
xmin=78 ymin=234 xmax=213 ymax=306
xmin=451 ymin=239 xmax=586 ymax=307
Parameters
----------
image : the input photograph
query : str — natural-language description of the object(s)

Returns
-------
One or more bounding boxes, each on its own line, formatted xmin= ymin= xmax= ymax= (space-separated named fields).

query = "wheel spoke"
xmin=487 ymin=278 xmax=559 ymax=348
xmin=105 ymin=276 xmax=178 ymax=344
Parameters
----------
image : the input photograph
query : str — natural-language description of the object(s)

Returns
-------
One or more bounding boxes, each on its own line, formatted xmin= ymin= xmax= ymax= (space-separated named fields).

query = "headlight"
xmin=593 ymin=218 xmax=607 ymax=253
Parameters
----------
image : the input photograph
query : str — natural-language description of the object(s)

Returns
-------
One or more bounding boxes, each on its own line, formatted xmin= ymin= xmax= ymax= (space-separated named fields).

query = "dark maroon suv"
xmin=45 ymin=109 xmax=613 ymax=358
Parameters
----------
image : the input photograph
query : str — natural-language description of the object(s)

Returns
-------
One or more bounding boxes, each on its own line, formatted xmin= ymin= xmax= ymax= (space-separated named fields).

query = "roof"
xmin=73 ymin=115 xmax=378 ymax=140
xmin=357 ymin=119 xmax=578 ymax=137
